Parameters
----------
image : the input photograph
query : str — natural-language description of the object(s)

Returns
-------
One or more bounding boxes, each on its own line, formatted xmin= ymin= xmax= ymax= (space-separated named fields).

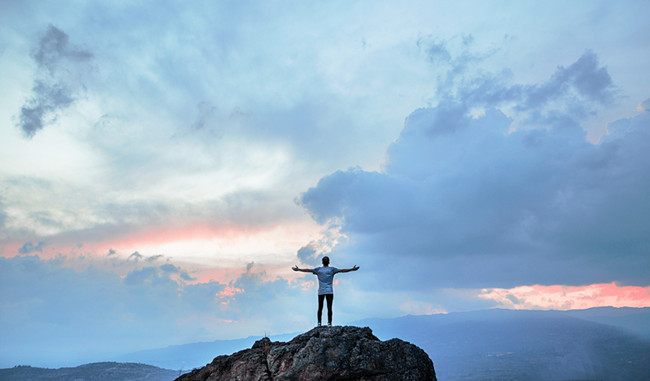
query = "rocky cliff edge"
xmin=175 ymin=325 xmax=436 ymax=381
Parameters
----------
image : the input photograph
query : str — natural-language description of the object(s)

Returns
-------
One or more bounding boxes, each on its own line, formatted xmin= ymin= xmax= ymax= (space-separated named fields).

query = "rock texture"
xmin=176 ymin=326 xmax=436 ymax=381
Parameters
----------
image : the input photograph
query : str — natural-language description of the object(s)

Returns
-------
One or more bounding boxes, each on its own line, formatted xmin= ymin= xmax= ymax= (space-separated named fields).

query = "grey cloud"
xmin=0 ymin=255 xmax=310 ymax=367
xmin=31 ymin=24 xmax=92 ymax=73
xmin=297 ymin=243 xmax=318 ymax=265
xmin=32 ymin=27 xmax=86 ymax=65
xmin=417 ymin=34 xmax=482 ymax=69
xmin=419 ymin=39 xmax=451 ymax=63
xmin=296 ymin=227 xmax=342 ymax=266
xmin=180 ymin=271 xmax=196 ymax=281
xmin=160 ymin=263 xmax=180 ymax=273
xmin=122 ymin=266 xmax=182 ymax=292
xmin=229 ymin=268 xmax=310 ymax=320
xmin=124 ymin=266 xmax=158 ymax=285
xmin=127 ymin=251 xmax=143 ymax=262
xmin=191 ymin=101 xmax=218 ymax=132
xmin=16 ymin=25 xmax=92 ymax=138
xmin=299 ymin=54 xmax=649 ymax=290
xmin=414 ymin=42 xmax=617 ymax=138
xmin=19 ymin=241 xmax=45 ymax=254
xmin=0 ymin=255 xmax=212 ymax=365
xmin=181 ymin=280 xmax=227 ymax=312
xmin=146 ymin=254 xmax=164 ymax=263
xmin=0 ymin=199 xmax=6 ymax=229
xmin=438 ymin=50 xmax=616 ymax=127
xmin=517 ymin=50 xmax=615 ymax=115
xmin=107 ymin=249 xmax=116 ymax=256
xmin=18 ymin=80 xmax=75 ymax=137
xmin=418 ymin=34 xmax=498 ymax=96
xmin=134 ymin=263 xmax=196 ymax=282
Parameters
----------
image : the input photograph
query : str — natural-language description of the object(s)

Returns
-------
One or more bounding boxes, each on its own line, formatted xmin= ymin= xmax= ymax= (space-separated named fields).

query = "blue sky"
xmin=1 ymin=0 xmax=649 ymax=367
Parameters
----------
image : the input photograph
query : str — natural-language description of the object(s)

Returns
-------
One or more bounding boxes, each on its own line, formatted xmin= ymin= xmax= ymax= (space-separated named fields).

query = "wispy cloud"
xmin=18 ymin=241 xmax=45 ymax=254
xmin=16 ymin=25 xmax=92 ymax=137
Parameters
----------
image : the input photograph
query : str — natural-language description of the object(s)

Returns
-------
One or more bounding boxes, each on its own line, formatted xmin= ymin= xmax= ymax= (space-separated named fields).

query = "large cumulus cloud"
xmin=299 ymin=51 xmax=650 ymax=289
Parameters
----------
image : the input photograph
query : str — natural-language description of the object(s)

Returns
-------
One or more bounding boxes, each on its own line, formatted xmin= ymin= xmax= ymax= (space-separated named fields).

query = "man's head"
xmin=322 ymin=256 xmax=330 ymax=266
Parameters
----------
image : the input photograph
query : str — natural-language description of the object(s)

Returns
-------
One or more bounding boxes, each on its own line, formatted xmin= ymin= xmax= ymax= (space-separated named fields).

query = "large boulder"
xmin=176 ymin=326 xmax=436 ymax=381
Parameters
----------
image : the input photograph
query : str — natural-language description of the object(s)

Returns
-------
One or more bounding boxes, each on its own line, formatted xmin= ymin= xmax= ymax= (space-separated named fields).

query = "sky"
xmin=1 ymin=0 xmax=649 ymax=368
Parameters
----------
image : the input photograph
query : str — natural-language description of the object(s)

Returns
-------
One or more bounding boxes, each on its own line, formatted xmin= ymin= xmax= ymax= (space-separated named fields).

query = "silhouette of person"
xmin=292 ymin=256 xmax=359 ymax=326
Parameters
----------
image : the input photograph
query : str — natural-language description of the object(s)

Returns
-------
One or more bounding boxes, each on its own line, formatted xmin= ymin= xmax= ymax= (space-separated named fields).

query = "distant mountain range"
xmin=112 ymin=332 xmax=296 ymax=373
xmin=357 ymin=307 xmax=650 ymax=381
xmin=0 ymin=362 xmax=179 ymax=381
xmin=3 ymin=307 xmax=649 ymax=381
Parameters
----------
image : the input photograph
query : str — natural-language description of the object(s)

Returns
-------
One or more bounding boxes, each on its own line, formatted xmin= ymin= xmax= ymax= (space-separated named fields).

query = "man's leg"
xmin=326 ymin=294 xmax=333 ymax=325
xmin=317 ymin=294 xmax=325 ymax=325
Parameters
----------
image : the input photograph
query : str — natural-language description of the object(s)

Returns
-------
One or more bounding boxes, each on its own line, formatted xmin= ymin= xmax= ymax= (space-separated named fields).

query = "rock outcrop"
xmin=176 ymin=326 xmax=436 ymax=381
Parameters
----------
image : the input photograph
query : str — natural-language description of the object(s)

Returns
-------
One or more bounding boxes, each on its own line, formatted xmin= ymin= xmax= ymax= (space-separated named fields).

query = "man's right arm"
xmin=292 ymin=265 xmax=313 ymax=273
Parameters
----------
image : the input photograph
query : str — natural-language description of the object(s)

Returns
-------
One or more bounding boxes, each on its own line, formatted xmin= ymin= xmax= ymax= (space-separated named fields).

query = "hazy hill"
xmin=356 ymin=308 xmax=650 ymax=381
xmin=0 ymin=362 xmax=178 ymax=381
xmin=113 ymin=332 xmax=297 ymax=371
xmin=564 ymin=306 xmax=650 ymax=339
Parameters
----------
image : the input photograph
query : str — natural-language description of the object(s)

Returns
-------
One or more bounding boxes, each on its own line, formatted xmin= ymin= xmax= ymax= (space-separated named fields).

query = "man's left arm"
xmin=337 ymin=265 xmax=359 ymax=273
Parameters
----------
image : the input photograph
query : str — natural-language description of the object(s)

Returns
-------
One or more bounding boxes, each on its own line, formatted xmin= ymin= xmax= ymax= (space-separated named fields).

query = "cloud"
xmin=31 ymin=24 xmax=92 ymax=73
xmin=296 ymin=226 xmax=345 ymax=266
xmin=159 ymin=263 xmax=179 ymax=273
xmin=0 ymin=254 xmax=314 ymax=367
xmin=296 ymin=244 xmax=318 ymax=264
xmin=638 ymin=98 xmax=650 ymax=112
xmin=123 ymin=266 xmax=161 ymax=286
xmin=414 ymin=41 xmax=616 ymax=130
xmin=157 ymin=261 xmax=196 ymax=282
xmin=16 ymin=25 xmax=92 ymax=137
xmin=299 ymin=52 xmax=650 ymax=289
xmin=179 ymin=271 xmax=196 ymax=281
xmin=517 ymin=50 xmax=615 ymax=111
xmin=451 ymin=49 xmax=616 ymax=127
xmin=146 ymin=254 xmax=164 ymax=263
xmin=478 ymin=283 xmax=650 ymax=310
xmin=18 ymin=241 xmax=45 ymax=254
xmin=18 ymin=80 xmax=75 ymax=137
xmin=0 ymin=199 xmax=6 ymax=230
xmin=127 ymin=251 xmax=143 ymax=262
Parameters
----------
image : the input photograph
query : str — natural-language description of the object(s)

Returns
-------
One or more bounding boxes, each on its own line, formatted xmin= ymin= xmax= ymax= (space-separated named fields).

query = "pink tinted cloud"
xmin=217 ymin=286 xmax=244 ymax=298
xmin=106 ymin=222 xmax=269 ymax=249
xmin=0 ymin=222 xmax=252 ymax=258
xmin=193 ymin=267 xmax=246 ymax=284
xmin=478 ymin=282 xmax=650 ymax=310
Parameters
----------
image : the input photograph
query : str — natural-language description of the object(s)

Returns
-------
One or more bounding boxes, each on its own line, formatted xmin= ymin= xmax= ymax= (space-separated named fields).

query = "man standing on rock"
xmin=292 ymin=256 xmax=359 ymax=327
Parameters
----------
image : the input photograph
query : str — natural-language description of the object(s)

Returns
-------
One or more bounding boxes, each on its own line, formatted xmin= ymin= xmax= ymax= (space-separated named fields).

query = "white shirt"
xmin=312 ymin=266 xmax=340 ymax=295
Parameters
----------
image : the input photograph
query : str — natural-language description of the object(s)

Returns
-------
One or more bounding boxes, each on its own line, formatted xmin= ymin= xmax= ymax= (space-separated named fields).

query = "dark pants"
xmin=317 ymin=294 xmax=334 ymax=324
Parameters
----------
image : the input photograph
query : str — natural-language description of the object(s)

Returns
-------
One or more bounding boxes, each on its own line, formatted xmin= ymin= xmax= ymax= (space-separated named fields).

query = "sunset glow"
xmin=478 ymin=283 xmax=650 ymax=310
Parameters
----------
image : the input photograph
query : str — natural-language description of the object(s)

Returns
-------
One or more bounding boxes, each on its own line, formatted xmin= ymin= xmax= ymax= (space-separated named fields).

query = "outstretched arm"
xmin=292 ymin=265 xmax=314 ymax=273
xmin=338 ymin=265 xmax=360 ymax=273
